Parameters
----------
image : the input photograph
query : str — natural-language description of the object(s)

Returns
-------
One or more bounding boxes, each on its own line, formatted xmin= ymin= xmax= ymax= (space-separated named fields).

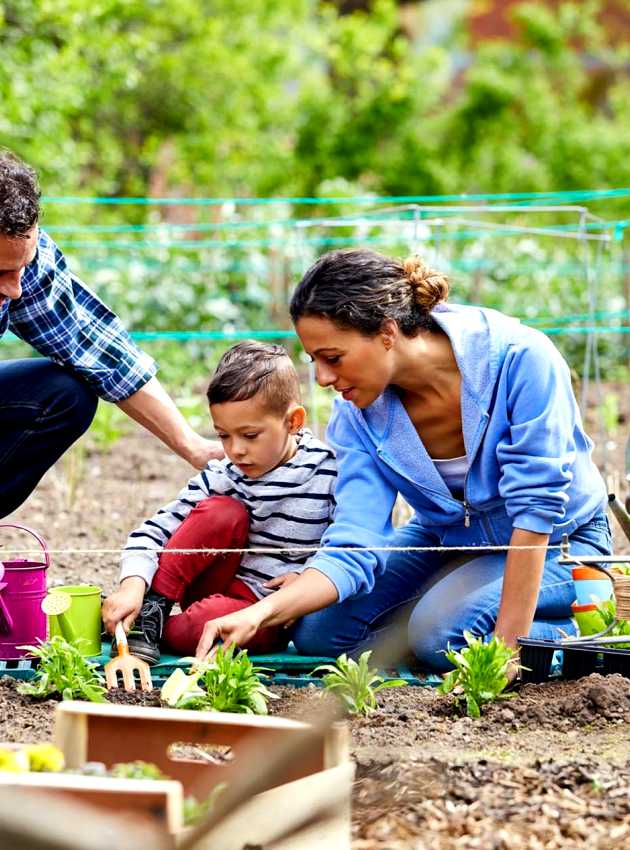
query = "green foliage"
xmin=0 ymin=0 xmax=628 ymax=384
xmin=17 ymin=636 xmax=107 ymax=702
xmin=86 ymin=402 xmax=130 ymax=452
xmin=439 ymin=632 xmax=518 ymax=718
xmin=162 ymin=645 xmax=277 ymax=714
xmin=313 ymin=650 xmax=406 ymax=716
xmin=182 ymin=784 xmax=226 ymax=827
xmin=595 ymin=599 xmax=630 ymax=647
xmin=110 ymin=760 xmax=167 ymax=780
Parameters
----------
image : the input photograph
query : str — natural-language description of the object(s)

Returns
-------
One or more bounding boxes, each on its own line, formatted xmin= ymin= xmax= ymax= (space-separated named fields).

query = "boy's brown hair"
xmin=207 ymin=341 xmax=301 ymax=415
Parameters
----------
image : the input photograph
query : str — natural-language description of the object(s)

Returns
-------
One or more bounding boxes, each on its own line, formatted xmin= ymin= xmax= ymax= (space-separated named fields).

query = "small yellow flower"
xmin=0 ymin=747 xmax=30 ymax=772
xmin=25 ymin=743 xmax=65 ymax=772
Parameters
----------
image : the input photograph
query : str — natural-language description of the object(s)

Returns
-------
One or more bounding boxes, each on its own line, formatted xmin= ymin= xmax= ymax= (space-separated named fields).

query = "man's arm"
xmin=117 ymin=376 xmax=223 ymax=468
xmin=11 ymin=231 xmax=223 ymax=467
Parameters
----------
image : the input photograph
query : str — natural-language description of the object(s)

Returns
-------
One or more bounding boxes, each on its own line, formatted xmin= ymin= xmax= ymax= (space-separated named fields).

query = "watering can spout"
xmin=42 ymin=592 xmax=76 ymax=643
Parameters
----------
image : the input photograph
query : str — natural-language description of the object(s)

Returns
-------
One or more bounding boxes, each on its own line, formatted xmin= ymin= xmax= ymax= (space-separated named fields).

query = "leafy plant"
xmin=183 ymin=784 xmax=226 ymax=826
xmin=439 ymin=632 xmax=519 ymax=718
xmin=110 ymin=761 xmax=167 ymax=780
xmin=595 ymin=599 xmax=630 ymax=648
xmin=17 ymin=636 xmax=107 ymax=703
xmin=161 ymin=645 xmax=277 ymax=714
xmin=313 ymin=650 xmax=406 ymax=716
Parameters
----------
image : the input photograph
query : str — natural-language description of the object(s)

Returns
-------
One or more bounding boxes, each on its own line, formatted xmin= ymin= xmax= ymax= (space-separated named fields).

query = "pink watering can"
xmin=0 ymin=524 xmax=50 ymax=660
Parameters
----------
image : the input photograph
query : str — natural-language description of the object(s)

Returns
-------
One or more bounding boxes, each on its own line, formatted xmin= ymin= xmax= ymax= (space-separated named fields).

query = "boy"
xmin=102 ymin=341 xmax=336 ymax=663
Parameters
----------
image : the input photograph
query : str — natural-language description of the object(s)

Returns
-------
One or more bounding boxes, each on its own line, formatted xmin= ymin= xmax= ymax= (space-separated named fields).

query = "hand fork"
xmin=105 ymin=622 xmax=153 ymax=691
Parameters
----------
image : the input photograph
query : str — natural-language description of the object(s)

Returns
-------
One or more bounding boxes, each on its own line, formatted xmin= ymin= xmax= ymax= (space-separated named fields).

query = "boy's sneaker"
xmin=115 ymin=590 xmax=174 ymax=666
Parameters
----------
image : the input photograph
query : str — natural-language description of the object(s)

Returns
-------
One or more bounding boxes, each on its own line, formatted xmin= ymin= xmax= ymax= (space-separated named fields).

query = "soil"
xmin=2 ymin=421 xmax=630 ymax=849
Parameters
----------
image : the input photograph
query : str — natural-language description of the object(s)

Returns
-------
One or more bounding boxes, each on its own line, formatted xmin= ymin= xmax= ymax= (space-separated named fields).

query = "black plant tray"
xmin=517 ymin=637 xmax=630 ymax=684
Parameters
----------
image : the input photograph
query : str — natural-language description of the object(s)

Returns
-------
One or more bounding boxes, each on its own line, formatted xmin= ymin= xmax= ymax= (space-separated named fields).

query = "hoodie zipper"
xmin=378 ymin=411 xmax=491 ymax=530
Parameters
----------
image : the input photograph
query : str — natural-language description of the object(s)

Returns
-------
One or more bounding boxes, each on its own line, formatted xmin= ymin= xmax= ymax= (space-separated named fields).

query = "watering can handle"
xmin=0 ymin=587 xmax=13 ymax=635
xmin=0 ymin=523 xmax=51 ymax=568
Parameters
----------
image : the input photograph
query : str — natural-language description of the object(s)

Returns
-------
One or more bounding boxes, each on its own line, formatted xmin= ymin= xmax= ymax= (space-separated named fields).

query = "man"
xmin=0 ymin=150 xmax=223 ymax=518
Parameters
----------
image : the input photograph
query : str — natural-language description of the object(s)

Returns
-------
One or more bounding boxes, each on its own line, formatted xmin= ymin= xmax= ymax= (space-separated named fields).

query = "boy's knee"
xmin=195 ymin=496 xmax=249 ymax=534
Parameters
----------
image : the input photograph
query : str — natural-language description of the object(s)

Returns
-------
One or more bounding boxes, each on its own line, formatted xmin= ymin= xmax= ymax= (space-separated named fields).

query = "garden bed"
xmin=3 ymin=428 xmax=630 ymax=849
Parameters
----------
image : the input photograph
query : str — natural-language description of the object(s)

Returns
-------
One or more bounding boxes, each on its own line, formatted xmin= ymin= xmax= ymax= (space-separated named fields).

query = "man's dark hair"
xmin=0 ymin=150 xmax=41 ymax=237
xmin=207 ymin=341 xmax=301 ymax=415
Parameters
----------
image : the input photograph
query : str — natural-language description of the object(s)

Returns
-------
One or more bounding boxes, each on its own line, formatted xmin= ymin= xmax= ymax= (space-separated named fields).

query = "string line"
xmin=0 ymin=543 xmax=563 ymax=556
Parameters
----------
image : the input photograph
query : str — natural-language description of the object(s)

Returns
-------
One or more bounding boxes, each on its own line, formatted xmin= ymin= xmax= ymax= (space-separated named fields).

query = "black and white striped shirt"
xmin=120 ymin=429 xmax=337 ymax=598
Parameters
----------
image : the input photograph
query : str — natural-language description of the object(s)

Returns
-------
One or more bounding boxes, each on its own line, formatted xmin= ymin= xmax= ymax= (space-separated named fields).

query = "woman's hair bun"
xmin=403 ymin=256 xmax=449 ymax=311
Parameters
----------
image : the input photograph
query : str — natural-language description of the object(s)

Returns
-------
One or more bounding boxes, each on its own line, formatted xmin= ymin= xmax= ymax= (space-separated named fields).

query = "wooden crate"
xmin=185 ymin=762 xmax=355 ymax=850
xmin=55 ymin=701 xmax=349 ymax=797
xmin=0 ymin=771 xmax=183 ymax=834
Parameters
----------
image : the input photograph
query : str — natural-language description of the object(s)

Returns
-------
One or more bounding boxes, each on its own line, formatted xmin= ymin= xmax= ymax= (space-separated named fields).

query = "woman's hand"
xmin=102 ymin=576 xmax=146 ymax=634
xmin=195 ymin=606 xmax=266 ymax=662
xmin=194 ymin=569 xmax=339 ymax=662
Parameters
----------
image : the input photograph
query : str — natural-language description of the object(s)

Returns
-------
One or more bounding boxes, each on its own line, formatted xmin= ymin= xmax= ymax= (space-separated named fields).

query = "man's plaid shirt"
xmin=0 ymin=230 xmax=156 ymax=401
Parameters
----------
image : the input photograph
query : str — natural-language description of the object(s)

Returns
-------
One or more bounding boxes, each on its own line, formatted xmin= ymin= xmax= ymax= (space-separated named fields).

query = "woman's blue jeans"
xmin=292 ymin=509 xmax=612 ymax=671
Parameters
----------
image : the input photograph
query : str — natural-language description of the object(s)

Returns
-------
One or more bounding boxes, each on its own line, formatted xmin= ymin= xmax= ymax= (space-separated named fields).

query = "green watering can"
xmin=43 ymin=584 xmax=102 ymax=656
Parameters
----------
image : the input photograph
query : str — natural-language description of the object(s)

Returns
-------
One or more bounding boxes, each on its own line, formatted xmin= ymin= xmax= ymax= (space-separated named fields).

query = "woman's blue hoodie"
xmin=310 ymin=303 xmax=607 ymax=602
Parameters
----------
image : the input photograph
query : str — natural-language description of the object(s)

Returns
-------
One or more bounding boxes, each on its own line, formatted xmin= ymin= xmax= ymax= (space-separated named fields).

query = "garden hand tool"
xmin=105 ymin=622 xmax=153 ymax=691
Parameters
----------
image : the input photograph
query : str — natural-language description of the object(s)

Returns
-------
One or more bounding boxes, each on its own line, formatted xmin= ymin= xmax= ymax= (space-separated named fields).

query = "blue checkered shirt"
xmin=0 ymin=230 xmax=156 ymax=401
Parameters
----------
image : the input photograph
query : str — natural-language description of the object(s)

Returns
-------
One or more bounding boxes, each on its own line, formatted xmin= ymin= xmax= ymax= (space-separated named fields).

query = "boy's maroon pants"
xmin=152 ymin=495 xmax=288 ymax=655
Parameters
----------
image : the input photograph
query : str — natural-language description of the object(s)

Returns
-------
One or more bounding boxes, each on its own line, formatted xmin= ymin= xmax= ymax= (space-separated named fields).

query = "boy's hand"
xmin=102 ymin=576 xmax=146 ymax=634
xmin=263 ymin=572 xmax=300 ymax=590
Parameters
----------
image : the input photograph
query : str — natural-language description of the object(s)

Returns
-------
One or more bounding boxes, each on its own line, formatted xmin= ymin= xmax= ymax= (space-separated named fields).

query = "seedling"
xmin=161 ymin=644 xmax=277 ymax=714
xmin=595 ymin=599 xmax=630 ymax=648
xmin=17 ymin=636 xmax=107 ymax=703
xmin=182 ymin=783 xmax=226 ymax=826
xmin=313 ymin=650 xmax=406 ymax=716
xmin=439 ymin=632 xmax=519 ymax=718
xmin=110 ymin=761 xmax=167 ymax=780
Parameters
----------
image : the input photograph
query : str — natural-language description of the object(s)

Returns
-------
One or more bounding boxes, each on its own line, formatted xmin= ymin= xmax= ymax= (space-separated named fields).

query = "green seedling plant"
xmin=17 ymin=636 xmax=107 ymax=703
xmin=439 ymin=632 xmax=518 ymax=719
xmin=110 ymin=761 xmax=167 ymax=780
xmin=595 ymin=599 xmax=630 ymax=648
xmin=183 ymin=784 xmax=227 ymax=826
xmin=313 ymin=650 xmax=406 ymax=716
xmin=161 ymin=644 xmax=277 ymax=714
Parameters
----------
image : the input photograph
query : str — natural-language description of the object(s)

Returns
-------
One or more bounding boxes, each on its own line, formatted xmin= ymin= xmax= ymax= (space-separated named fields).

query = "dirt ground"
xmin=2 ymin=414 xmax=630 ymax=850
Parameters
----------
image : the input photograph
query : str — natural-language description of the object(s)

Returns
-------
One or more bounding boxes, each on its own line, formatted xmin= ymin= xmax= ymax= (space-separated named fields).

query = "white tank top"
xmin=432 ymin=454 xmax=469 ymax=494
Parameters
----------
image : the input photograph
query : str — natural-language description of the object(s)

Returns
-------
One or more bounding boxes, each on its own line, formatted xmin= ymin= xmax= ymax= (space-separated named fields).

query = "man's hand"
xmin=116 ymin=377 xmax=224 ymax=469
xmin=195 ymin=606 xmax=266 ymax=662
xmin=263 ymin=572 xmax=300 ymax=591
xmin=185 ymin=436 xmax=224 ymax=469
xmin=102 ymin=576 xmax=146 ymax=634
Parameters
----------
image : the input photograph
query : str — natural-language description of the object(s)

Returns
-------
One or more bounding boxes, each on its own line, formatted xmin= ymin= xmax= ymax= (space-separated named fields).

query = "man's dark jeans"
xmin=0 ymin=359 xmax=98 ymax=517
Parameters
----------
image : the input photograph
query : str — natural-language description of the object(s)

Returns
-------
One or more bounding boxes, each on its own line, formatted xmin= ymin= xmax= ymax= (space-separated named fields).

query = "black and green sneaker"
xmin=118 ymin=590 xmax=174 ymax=665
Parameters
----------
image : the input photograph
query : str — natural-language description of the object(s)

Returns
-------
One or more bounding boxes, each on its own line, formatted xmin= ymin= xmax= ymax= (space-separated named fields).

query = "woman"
xmin=195 ymin=249 xmax=611 ymax=669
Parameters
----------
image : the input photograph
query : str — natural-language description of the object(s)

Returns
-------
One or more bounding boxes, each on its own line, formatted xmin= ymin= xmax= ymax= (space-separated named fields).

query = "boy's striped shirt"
xmin=120 ymin=429 xmax=336 ymax=598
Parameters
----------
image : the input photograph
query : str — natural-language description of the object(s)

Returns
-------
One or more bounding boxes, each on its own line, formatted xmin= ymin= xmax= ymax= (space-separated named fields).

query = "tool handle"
xmin=0 ymin=523 xmax=51 ymax=568
xmin=115 ymin=622 xmax=129 ymax=657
